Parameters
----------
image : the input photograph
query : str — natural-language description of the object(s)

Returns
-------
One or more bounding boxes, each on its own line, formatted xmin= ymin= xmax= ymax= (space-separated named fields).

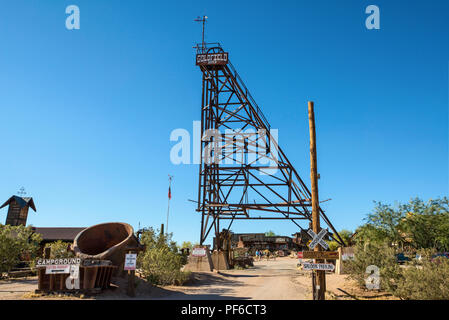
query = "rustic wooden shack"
xmin=229 ymin=233 xmax=300 ymax=253
xmin=0 ymin=195 xmax=36 ymax=226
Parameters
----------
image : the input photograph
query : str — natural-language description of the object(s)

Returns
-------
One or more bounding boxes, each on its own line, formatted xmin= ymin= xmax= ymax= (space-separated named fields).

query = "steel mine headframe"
xmin=195 ymin=44 xmax=344 ymax=247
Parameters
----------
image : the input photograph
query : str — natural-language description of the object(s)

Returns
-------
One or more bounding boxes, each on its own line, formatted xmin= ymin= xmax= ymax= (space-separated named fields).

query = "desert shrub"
xmin=346 ymin=197 xmax=449 ymax=299
xmin=0 ymin=224 xmax=42 ymax=274
xmin=347 ymin=230 xmax=449 ymax=299
xmin=344 ymin=241 xmax=402 ymax=293
xmin=139 ymin=246 xmax=190 ymax=285
xmin=137 ymin=227 xmax=190 ymax=286
xmin=43 ymin=240 xmax=74 ymax=259
xmin=394 ymin=249 xmax=449 ymax=300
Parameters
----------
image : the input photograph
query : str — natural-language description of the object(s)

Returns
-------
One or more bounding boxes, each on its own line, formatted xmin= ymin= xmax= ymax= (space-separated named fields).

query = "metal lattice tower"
xmin=195 ymin=44 xmax=344 ymax=248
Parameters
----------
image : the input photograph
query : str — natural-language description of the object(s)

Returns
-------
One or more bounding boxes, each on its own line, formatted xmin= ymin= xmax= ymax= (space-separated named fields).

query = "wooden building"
xmin=32 ymin=227 xmax=86 ymax=245
xmin=0 ymin=195 xmax=36 ymax=226
xmin=229 ymin=233 xmax=299 ymax=253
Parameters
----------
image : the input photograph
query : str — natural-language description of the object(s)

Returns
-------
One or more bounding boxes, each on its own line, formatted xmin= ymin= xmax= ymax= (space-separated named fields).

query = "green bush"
xmin=139 ymin=246 xmax=190 ymax=285
xmin=344 ymin=241 xmax=402 ymax=293
xmin=394 ymin=250 xmax=449 ymax=300
xmin=137 ymin=227 xmax=190 ymax=286
xmin=43 ymin=240 xmax=74 ymax=259
xmin=345 ymin=244 xmax=449 ymax=299
xmin=0 ymin=224 xmax=42 ymax=274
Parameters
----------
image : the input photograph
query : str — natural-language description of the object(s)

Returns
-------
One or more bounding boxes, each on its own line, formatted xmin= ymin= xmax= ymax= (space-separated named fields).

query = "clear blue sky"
xmin=0 ymin=0 xmax=447 ymax=246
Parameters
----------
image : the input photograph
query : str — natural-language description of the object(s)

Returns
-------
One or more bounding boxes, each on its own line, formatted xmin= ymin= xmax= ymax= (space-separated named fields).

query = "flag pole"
xmin=166 ymin=175 xmax=173 ymax=235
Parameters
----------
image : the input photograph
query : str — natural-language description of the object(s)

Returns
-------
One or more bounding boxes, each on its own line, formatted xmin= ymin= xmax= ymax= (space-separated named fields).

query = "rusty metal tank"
xmin=73 ymin=222 xmax=140 ymax=275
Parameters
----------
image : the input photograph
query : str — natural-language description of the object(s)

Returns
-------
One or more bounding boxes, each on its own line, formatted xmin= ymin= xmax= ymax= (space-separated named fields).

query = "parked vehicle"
xmin=431 ymin=252 xmax=449 ymax=262
xmin=414 ymin=252 xmax=449 ymax=262
xmin=396 ymin=253 xmax=411 ymax=264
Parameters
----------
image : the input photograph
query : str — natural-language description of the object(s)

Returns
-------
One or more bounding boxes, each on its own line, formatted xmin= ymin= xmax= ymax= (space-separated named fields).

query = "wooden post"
xmin=44 ymin=247 xmax=51 ymax=259
xmin=308 ymin=101 xmax=326 ymax=300
xmin=126 ymin=250 xmax=136 ymax=297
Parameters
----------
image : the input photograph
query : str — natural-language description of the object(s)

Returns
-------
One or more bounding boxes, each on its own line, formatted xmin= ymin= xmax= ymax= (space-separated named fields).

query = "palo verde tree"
xmin=400 ymin=198 xmax=449 ymax=251
xmin=327 ymin=229 xmax=353 ymax=250
xmin=354 ymin=197 xmax=449 ymax=251
xmin=0 ymin=224 xmax=42 ymax=274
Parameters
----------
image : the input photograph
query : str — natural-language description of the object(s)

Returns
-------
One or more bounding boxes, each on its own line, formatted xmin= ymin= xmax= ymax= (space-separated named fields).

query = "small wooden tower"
xmin=0 ymin=195 xmax=36 ymax=226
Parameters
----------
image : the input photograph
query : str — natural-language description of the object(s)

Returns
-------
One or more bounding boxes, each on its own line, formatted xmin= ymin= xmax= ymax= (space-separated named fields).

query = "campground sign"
xmin=36 ymin=258 xmax=81 ymax=275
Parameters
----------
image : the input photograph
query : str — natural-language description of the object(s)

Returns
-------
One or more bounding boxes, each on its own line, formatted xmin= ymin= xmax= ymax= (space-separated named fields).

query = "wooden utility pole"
xmin=308 ymin=101 xmax=326 ymax=300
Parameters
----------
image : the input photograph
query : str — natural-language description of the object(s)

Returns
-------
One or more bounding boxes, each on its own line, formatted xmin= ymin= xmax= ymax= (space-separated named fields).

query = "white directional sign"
xmin=192 ymin=247 xmax=207 ymax=257
xmin=307 ymin=228 xmax=329 ymax=250
xmin=45 ymin=264 xmax=70 ymax=274
xmin=303 ymin=262 xmax=335 ymax=271
xmin=124 ymin=253 xmax=137 ymax=271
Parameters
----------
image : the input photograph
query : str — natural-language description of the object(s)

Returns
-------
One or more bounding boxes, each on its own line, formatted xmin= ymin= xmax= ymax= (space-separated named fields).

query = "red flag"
xmin=168 ymin=186 xmax=171 ymax=200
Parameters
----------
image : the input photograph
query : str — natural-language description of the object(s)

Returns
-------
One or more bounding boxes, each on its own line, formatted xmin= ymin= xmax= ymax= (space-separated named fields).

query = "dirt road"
xmin=0 ymin=257 xmax=355 ymax=300
xmin=0 ymin=278 xmax=38 ymax=300
xmin=155 ymin=257 xmax=312 ymax=300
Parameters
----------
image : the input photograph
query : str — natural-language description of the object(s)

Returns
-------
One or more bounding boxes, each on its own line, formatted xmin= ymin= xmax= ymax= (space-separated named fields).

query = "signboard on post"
xmin=45 ymin=264 xmax=71 ymax=274
xmin=298 ymin=251 xmax=339 ymax=260
xmin=341 ymin=247 xmax=355 ymax=261
xmin=192 ymin=247 xmax=207 ymax=257
xmin=303 ymin=262 xmax=335 ymax=271
xmin=124 ymin=253 xmax=137 ymax=271
xmin=307 ymin=228 xmax=329 ymax=250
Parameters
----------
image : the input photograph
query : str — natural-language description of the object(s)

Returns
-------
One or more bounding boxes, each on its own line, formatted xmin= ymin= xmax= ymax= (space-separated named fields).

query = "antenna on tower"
xmin=194 ymin=15 xmax=208 ymax=53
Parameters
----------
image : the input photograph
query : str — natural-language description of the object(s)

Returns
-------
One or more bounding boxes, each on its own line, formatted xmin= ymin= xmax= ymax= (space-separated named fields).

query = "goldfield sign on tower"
xmin=196 ymin=52 xmax=229 ymax=66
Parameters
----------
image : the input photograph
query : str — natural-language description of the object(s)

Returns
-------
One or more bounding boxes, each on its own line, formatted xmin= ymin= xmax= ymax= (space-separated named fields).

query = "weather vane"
xmin=18 ymin=187 xmax=26 ymax=196
xmin=194 ymin=15 xmax=208 ymax=53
